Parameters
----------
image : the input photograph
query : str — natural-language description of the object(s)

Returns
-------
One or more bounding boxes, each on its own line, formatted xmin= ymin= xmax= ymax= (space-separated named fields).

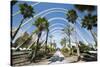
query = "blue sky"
xmin=12 ymin=1 xmax=97 ymax=48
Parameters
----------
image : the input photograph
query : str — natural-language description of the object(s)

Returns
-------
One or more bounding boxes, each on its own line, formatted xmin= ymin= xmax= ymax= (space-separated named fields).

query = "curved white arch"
xmin=48 ymin=15 xmax=94 ymax=43
xmin=49 ymin=29 xmax=74 ymax=43
xmin=48 ymin=17 xmax=71 ymax=29
xmin=48 ymin=17 xmax=88 ymax=44
xmin=21 ymin=9 xmax=67 ymax=33
xmin=45 ymin=11 xmax=94 ymax=43
xmin=12 ymin=2 xmax=40 ymax=16
xmin=48 ymin=26 xmax=75 ymax=42
xmin=50 ymin=30 xmax=63 ymax=34
xmin=49 ymin=23 xmax=66 ymax=29
xmin=28 ymin=16 xmax=89 ymax=45
xmin=49 ymin=21 xmax=67 ymax=25
xmin=41 ymin=10 xmax=66 ymax=17
xmin=40 ymin=28 xmax=63 ymax=42
xmin=40 ymin=17 xmax=72 ymax=43
xmin=48 ymin=17 xmax=94 ymax=44
xmin=14 ymin=8 xmax=65 ymax=42
xmin=24 ymin=16 xmax=89 ymax=45
xmin=34 ymin=8 xmax=67 ymax=17
xmin=14 ymin=7 xmax=93 ymax=45
xmin=50 ymin=28 xmax=63 ymax=34
xmin=13 ymin=4 xmax=96 ymax=47
xmin=21 ymin=8 xmax=67 ymax=27
xmin=18 ymin=9 xmax=67 ymax=36
xmin=48 ymin=17 xmax=68 ymax=23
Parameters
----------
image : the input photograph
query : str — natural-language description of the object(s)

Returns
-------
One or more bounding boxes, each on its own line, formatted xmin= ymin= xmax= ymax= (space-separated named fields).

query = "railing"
xmin=11 ymin=50 xmax=31 ymax=66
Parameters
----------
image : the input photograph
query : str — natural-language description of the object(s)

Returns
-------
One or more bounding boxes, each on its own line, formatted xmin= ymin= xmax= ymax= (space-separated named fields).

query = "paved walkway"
xmin=29 ymin=56 xmax=85 ymax=65
xmin=28 ymin=51 xmax=86 ymax=65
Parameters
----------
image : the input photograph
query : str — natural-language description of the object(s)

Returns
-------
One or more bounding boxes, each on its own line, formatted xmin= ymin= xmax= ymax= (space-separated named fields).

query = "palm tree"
xmin=60 ymin=38 xmax=66 ymax=48
xmin=49 ymin=35 xmax=53 ymax=47
xmin=49 ymin=35 xmax=53 ymax=51
xmin=74 ymin=5 xmax=97 ymax=45
xmin=74 ymin=5 xmax=96 ymax=13
xmin=62 ymin=25 xmax=74 ymax=55
xmin=81 ymin=14 xmax=97 ymax=45
xmin=66 ymin=9 xmax=80 ymax=61
xmin=31 ymin=17 xmax=48 ymax=62
xmin=50 ymin=40 xmax=56 ymax=50
xmin=44 ymin=20 xmax=49 ymax=53
xmin=12 ymin=3 xmax=35 ymax=41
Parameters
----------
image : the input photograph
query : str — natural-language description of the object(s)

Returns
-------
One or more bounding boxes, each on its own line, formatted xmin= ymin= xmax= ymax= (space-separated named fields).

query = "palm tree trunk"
xmin=69 ymin=25 xmax=72 ymax=55
xmin=74 ymin=23 xmax=80 ymax=61
xmin=90 ymin=30 xmax=97 ymax=46
xmin=31 ymin=32 xmax=42 ymax=62
xmin=69 ymin=32 xmax=71 ymax=55
xmin=50 ymin=38 xmax=52 ymax=52
xmin=76 ymin=42 xmax=81 ymax=61
xmin=12 ymin=18 xmax=24 ymax=41
xmin=45 ymin=30 xmax=49 ymax=53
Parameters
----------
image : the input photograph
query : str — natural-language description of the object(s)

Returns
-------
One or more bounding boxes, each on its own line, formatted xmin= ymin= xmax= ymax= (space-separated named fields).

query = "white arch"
xmin=49 ymin=29 xmax=75 ymax=43
xmin=21 ymin=9 xmax=67 ymax=33
xmin=13 ymin=9 xmax=67 ymax=42
xmin=40 ymin=17 xmax=74 ymax=44
xmin=49 ymin=28 xmax=63 ymax=33
xmin=41 ymin=10 xmax=66 ymax=17
xmin=48 ymin=17 xmax=74 ymax=41
xmin=34 ymin=8 xmax=67 ymax=17
xmin=49 ymin=20 xmax=67 ymax=25
xmin=25 ymin=16 xmax=89 ymax=45
xmin=14 ymin=7 xmax=93 ymax=45
xmin=49 ymin=23 xmax=66 ymax=29
xmin=49 ymin=17 xmax=68 ymax=23
xmin=33 ymin=17 xmax=89 ymax=45
xmin=48 ymin=17 xmax=89 ymax=44
xmin=48 ymin=13 xmax=95 ymax=43
xmin=21 ymin=8 xmax=67 ymax=27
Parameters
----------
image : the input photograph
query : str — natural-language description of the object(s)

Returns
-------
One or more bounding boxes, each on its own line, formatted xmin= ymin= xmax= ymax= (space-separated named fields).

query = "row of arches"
xmin=12 ymin=3 xmax=95 ymax=48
